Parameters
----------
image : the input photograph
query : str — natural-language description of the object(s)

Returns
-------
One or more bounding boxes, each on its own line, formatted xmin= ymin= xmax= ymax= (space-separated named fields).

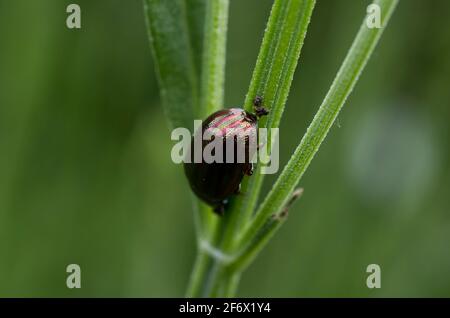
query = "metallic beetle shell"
xmin=184 ymin=108 xmax=258 ymax=210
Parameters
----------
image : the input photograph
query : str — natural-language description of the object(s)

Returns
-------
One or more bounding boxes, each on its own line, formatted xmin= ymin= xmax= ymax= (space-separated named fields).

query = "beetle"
xmin=184 ymin=96 xmax=269 ymax=215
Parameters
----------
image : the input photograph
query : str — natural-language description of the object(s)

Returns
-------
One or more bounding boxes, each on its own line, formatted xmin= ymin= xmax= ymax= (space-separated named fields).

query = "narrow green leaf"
xmin=144 ymin=0 xmax=198 ymax=129
xmin=204 ymin=0 xmax=315 ymax=297
xmin=229 ymin=189 xmax=303 ymax=272
xmin=239 ymin=0 xmax=399 ymax=251
xmin=222 ymin=0 xmax=316 ymax=252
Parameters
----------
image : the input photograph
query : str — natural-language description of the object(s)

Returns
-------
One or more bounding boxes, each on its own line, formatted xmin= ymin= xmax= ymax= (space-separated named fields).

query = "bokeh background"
xmin=1 ymin=0 xmax=449 ymax=297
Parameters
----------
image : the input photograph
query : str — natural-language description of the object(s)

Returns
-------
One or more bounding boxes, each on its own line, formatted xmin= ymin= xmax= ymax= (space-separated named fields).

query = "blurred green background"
xmin=1 ymin=0 xmax=449 ymax=297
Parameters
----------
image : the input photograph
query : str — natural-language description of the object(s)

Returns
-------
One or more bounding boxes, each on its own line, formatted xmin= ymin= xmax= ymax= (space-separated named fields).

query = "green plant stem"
xmin=204 ymin=0 xmax=315 ymax=297
xmin=236 ymin=0 xmax=399 ymax=267
xmin=222 ymin=272 xmax=240 ymax=297
xmin=186 ymin=0 xmax=229 ymax=297
xmin=185 ymin=249 xmax=211 ymax=297
xmin=199 ymin=0 xmax=229 ymax=117
xmin=194 ymin=0 xmax=229 ymax=242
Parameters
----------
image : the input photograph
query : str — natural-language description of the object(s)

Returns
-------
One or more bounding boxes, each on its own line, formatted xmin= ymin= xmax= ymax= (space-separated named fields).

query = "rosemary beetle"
xmin=184 ymin=96 xmax=269 ymax=215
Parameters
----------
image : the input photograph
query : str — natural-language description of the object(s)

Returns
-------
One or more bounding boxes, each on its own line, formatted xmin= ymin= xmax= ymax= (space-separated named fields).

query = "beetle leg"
xmin=213 ymin=203 xmax=225 ymax=216
xmin=244 ymin=163 xmax=254 ymax=176
xmin=213 ymin=199 xmax=228 ymax=216
xmin=234 ymin=184 xmax=241 ymax=194
xmin=254 ymin=106 xmax=269 ymax=117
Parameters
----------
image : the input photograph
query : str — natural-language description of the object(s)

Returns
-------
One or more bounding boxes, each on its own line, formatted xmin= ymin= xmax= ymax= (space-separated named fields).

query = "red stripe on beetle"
xmin=210 ymin=111 xmax=242 ymax=129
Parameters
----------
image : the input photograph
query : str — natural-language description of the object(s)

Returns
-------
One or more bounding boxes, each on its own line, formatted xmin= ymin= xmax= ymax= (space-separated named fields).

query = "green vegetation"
xmin=146 ymin=0 xmax=398 ymax=297
xmin=2 ymin=0 xmax=449 ymax=298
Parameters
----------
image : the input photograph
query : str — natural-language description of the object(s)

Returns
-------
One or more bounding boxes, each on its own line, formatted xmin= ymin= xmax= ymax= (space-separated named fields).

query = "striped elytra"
xmin=184 ymin=106 xmax=266 ymax=215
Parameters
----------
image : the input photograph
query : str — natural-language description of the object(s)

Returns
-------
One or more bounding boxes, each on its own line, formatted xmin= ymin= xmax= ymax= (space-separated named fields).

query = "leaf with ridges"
xmin=144 ymin=0 xmax=198 ymax=130
xmin=239 ymin=0 xmax=400 ymax=254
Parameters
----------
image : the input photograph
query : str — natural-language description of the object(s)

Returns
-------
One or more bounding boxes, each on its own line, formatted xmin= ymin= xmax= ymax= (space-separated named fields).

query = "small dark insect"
xmin=184 ymin=96 xmax=269 ymax=215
